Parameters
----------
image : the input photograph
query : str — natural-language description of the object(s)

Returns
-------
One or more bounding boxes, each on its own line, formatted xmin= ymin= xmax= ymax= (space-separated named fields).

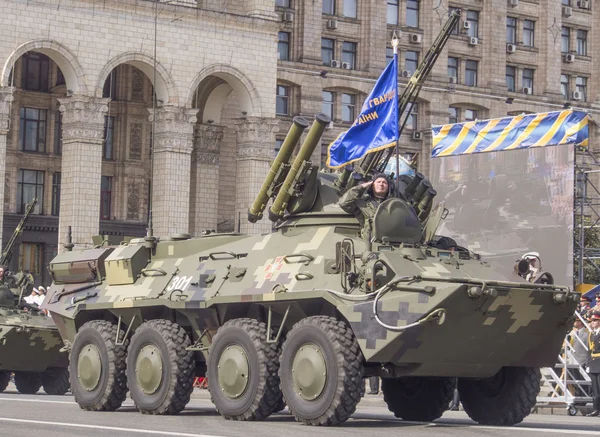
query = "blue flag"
xmin=326 ymin=55 xmax=398 ymax=169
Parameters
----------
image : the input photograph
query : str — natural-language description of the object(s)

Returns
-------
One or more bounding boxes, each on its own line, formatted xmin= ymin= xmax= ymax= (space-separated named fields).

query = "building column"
xmin=0 ymin=88 xmax=12 ymax=249
xmin=149 ymin=106 xmax=198 ymax=237
xmin=190 ymin=124 xmax=223 ymax=235
xmin=58 ymin=95 xmax=109 ymax=250
xmin=235 ymin=117 xmax=279 ymax=235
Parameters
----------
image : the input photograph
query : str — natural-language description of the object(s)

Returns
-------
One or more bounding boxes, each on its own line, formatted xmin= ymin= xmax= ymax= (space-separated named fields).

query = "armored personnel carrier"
xmin=0 ymin=199 xmax=69 ymax=395
xmin=43 ymin=112 xmax=577 ymax=426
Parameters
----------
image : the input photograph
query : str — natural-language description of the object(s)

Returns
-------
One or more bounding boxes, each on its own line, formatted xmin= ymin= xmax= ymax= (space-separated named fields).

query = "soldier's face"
xmin=373 ymin=179 xmax=388 ymax=197
xmin=0 ymin=269 xmax=4 ymax=278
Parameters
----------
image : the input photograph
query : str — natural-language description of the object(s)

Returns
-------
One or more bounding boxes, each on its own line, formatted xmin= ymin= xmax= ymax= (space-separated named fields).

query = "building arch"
xmin=187 ymin=64 xmax=261 ymax=123
xmin=96 ymin=52 xmax=178 ymax=106
xmin=1 ymin=39 xmax=88 ymax=94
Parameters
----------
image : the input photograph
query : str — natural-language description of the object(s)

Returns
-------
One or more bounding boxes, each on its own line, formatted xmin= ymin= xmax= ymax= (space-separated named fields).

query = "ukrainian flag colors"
xmin=432 ymin=110 xmax=588 ymax=157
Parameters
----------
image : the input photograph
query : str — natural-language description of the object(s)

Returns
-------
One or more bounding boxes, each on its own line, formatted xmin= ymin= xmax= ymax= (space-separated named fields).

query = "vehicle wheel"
xmin=458 ymin=367 xmax=540 ymax=426
xmin=382 ymin=376 xmax=456 ymax=421
xmin=0 ymin=371 xmax=10 ymax=393
xmin=567 ymin=405 xmax=578 ymax=416
xmin=14 ymin=372 xmax=42 ymax=394
xmin=208 ymin=318 xmax=282 ymax=421
xmin=70 ymin=320 xmax=128 ymax=411
xmin=127 ymin=320 xmax=194 ymax=415
xmin=279 ymin=316 xmax=364 ymax=426
xmin=42 ymin=367 xmax=70 ymax=395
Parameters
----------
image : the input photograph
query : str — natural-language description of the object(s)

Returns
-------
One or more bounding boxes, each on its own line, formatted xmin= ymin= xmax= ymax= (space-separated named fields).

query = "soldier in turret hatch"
xmin=339 ymin=173 xmax=390 ymax=237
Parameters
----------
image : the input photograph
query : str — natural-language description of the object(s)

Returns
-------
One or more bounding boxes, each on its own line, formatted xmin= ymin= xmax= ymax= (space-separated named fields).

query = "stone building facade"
xmin=0 ymin=0 xmax=598 ymax=284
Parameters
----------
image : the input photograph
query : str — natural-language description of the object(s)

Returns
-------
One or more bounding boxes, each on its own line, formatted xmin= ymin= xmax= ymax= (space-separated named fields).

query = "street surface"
xmin=0 ymin=386 xmax=599 ymax=437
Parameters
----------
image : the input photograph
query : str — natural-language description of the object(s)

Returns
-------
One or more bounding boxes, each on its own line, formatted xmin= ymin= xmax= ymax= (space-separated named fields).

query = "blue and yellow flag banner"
xmin=326 ymin=55 xmax=398 ymax=168
xmin=431 ymin=110 xmax=589 ymax=157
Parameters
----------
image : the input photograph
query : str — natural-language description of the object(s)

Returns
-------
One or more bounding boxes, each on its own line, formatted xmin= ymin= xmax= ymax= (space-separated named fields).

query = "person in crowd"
xmin=368 ymin=376 xmax=379 ymax=395
xmin=0 ymin=267 xmax=5 ymax=284
xmin=587 ymin=312 xmax=600 ymax=416
xmin=24 ymin=287 xmax=39 ymax=305
xmin=580 ymin=296 xmax=593 ymax=319
xmin=33 ymin=286 xmax=46 ymax=307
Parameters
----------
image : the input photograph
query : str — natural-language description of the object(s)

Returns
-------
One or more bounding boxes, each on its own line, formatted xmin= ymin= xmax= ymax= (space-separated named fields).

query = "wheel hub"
xmin=292 ymin=343 xmax=327 ymax=401
xmin=77 ymin=344 xmax=102 ymax=392
xmin=217 ymin=345 xmax=249 ymax=399
xmin=135 ymin=345 xmax=163 ymax=395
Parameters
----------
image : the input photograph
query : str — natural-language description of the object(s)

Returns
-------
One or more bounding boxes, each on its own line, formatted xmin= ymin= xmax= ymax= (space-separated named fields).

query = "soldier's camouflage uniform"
xmin=339 ymin=185 xmax=388 ymax=237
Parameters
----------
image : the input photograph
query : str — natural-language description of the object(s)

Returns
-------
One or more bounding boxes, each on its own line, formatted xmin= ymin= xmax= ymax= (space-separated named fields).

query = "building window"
xmin=406 ymin=103 xmax=418 ymax=130
xmin=448 ymin=107 xmax=458 ymax=124
xmin=387 ymin=0 xmax=399 ymax=25
xmin=506 ymin=66 xmax=516 ymax=92
xmin=561 ymin=74 xmax=569 ymax=99
xmin=341 ymin=93 xmax=356 ymax=123
xmin=465 ymin=60 xmax=478 ymax=87
xmin=343 ymin=0 xmax=357 ymax=18
xmin=275 ymin=0 xmax=290 ymax=7
xmin=278 ymin=32 xmax=290 ymax=61
xmin=322 ymin=38 xmax=335 ymax=66
xmin=276 ymin=85 xmax=290 ymax=116
xmin=56 ymin=68 xmax=65 ymax=87
xmin=507 ymin=17 xmax=517 ymax=44
xmin=386 ymin=47 xmax=394 ymax=64
xmin=522 ymin=68 xmax=534 ymax=92
xmin=17 ymin=169 xmax=44 ymax=214
xmin=51 ymin=172 xmax=61 ymax=216
xmin=322 ymin=0 xmax=334 ymax=15
xmin=405 ymin=50 xmax=419 ymax=74
xmin=562 ymin=0 xmax=570 ymax=4
xmin=466 ymin=10 xmax=479 ymax=38
xmin=274 ymin=138 xmax=284 ymax=157
xmin=101 ymin=176 xmax=112 ymax=220
xmin=21 ymin=53 xmax=49 ymax=92
xmin=342 ymin=42 xmax=357 ymax=69
xmin=103 ymin=116 xmax=115 ymax=160
xmin=406 ymin=0 xmax=419 ymax=28
xmin=523 ymin=20 xmax=535 ymax=47
xmin=102 ymin=69 xmax=117 ymax=100
xmin=448 ymin=57 xmax=459 ymax=81
xmin=464 ymin=109 xmax=478 ymax=122
xmin=54 ymin=110 xmax=62 ymax=155
xmin=322 ymin=91 xmax=334 ymax=120
xmin=577 ymin=30 xmax=588 ymax=56
xmin=19 ymin=108 xmax=47 ymax=153
xmin=449 ymin=7 xmax=460 ymax=35
xmin=561 ymin=27 xmax=570 ymax=53
xmin=19 ymin=243 xmax=42 ymax=276
xmin=576 ymin=76 xmax=587 ymax=102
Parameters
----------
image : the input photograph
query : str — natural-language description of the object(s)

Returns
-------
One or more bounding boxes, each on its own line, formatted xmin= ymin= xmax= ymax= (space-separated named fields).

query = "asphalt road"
xmin=0 ymin=387 xmax=599 ymax=437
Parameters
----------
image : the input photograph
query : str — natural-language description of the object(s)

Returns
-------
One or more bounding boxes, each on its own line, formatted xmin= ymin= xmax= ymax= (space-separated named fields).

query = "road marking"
xmin=0 ymin=417 xmax=227 ymax=437
xmin=0 ymin=397 xmax=74 ymax=405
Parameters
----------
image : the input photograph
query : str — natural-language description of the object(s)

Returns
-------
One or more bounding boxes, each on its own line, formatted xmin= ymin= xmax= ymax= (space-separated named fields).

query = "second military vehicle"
xmin=0 ymin=199 xmax=69 ymax=395
xmin=43 ymin=11 xmax=576 ymax=426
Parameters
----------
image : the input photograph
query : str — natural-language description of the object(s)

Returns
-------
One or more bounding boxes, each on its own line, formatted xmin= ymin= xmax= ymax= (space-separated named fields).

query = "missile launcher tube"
xmin=268 ymin=113 xmax=331 ymax=222
xmin=247 ymin=117 xmax=309 ymax=223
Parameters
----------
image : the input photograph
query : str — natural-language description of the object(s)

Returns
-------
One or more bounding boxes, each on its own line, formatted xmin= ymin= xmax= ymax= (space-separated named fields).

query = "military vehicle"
xmin=43 ymin=11 xmax=577 ymax=427
xmin=0 ymin=199 xmax=69 ymax=395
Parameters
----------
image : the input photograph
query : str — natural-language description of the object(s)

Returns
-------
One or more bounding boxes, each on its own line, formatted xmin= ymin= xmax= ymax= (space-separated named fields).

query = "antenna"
xmin=147 ymin=0 xmax=159 ymax=241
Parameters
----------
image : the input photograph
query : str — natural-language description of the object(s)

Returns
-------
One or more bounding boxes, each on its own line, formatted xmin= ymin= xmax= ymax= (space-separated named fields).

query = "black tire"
xmin=381 ymin=376 xmax=455 ymax=422
xmin=458 ymin=367 xmax=540 ymax=426
xmin=208 ymin=318 xmax=282 ymax=421
xmin=42 ymin=367 xmax=70 ymax=395
xmin=279 ymin=316 xmax=364 ymax=426
xmin=70 ymin=320 xmax=128 ymax=411
xmin=127 ymin=320 xmax=194 ymax=415
xmin=14 ymin=372 xmax=42 ymax=394
xmin=0 ymin=371 xmax=10 ymax=393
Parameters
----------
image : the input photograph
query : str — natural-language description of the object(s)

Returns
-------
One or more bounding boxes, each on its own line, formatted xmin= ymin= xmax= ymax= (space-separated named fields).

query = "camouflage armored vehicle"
xmin=43 ymin=112 xmax=577 ymax=426
xmin=0 ymin=199 xmax=69 ymax=395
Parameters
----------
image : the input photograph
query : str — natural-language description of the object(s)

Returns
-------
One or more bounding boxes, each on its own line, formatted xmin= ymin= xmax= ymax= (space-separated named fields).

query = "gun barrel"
xmin=247 ymin=116 xmax=309 ymax=223
xmin=0 ymin=198 xmax=37 ymax=267
xmin=268 ymin=113 xmax=331 ymax=222
xmin=404 ymin=172 xmax=424 ymax=199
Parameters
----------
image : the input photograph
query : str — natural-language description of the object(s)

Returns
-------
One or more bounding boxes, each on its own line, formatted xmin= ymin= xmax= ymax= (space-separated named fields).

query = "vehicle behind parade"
xmin=42 ymin=11 xmax=577 ymax=427
xmin=0 ymin=199 xmax=69 ymax=396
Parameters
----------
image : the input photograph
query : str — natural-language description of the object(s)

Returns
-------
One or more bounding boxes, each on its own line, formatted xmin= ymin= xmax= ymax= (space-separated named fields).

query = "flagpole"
xmin=392 ymin=32 xmax=400 ymax=199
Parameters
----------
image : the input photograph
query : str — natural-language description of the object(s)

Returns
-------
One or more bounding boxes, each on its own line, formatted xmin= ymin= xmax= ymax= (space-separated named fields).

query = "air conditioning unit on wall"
xmin=562 ymin=6 xmax=573 ymax=17
xmin=506 ymin=44 xmax=516 ymax=53
xmin=410 ymin=33 xmax=422 ymax=44
xmin=330 ymin=59 xmax=341 ymax=68
xmin=412 ymin=131 xmax=422 ymax=141
xmin=573 ymin=91 xmax=583 ymax=100
xmin=327 ymin=19 xmax=338 ymax=30
xmin=449 ymin=76 xmax=458 ymax=84
xmin=469 ymin=37 xmax=479 ymax=46
xmin=564 ymin=53 xmax=575 ymax=63
xmin=282 ymin=11 xmax=294 ymax=22
xmin=341 ymin=62 xmax=352 ymax=70
xmin=522 ymin=87 xmax=532 ymax=95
